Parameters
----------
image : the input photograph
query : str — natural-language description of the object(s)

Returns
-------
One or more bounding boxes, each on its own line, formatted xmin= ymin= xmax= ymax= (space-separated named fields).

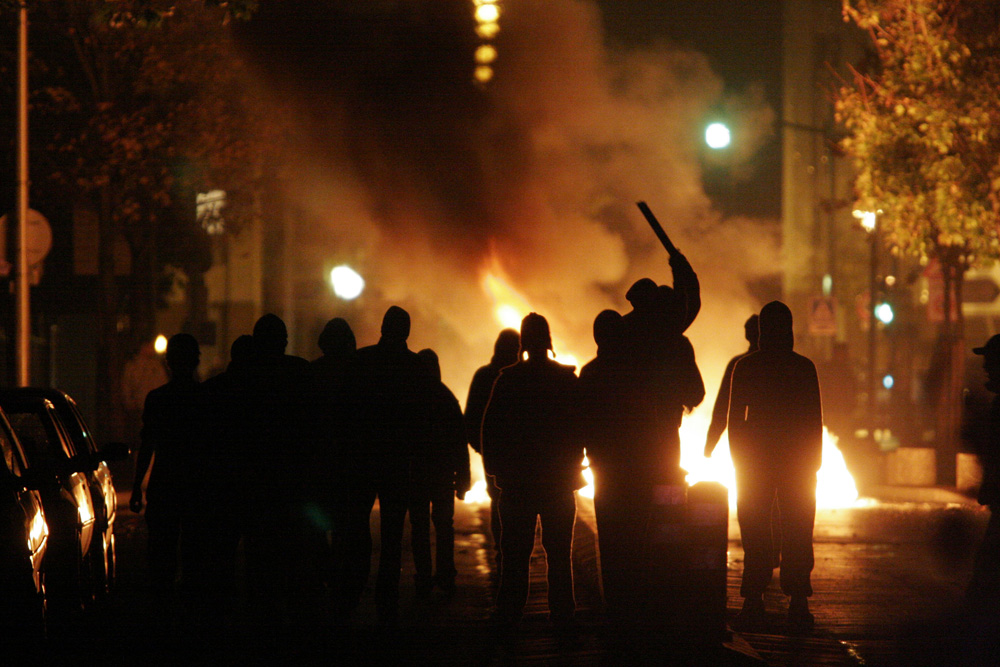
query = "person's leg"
xmin=486 ymin=475 xmax=502 ymax=577
xmin=495 ymin=490 xmax=537 ymax=624
xmin=736 ymin=470 xmax=777 ymax=616
xmin=776 ymin=472 xmax=817 ymax=626
xmin=408 ymin=489 xmax=433 ymax=596
xmin=540 ymin=491 xmax=577 ymax=622
xmin=145 ymin=501 xmax=181 ymax=596
xmin=594 ymin=475 xmax=650 ymax=622
xmin=430 ymin=485 xmax=457 ymax=592
xmin=375 ymin=484 xmax=408 ymax=628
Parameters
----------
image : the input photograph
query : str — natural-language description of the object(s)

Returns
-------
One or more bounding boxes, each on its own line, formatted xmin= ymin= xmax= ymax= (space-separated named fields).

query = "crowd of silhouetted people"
xmin=128 ymin=245 xmax=833 ymax=643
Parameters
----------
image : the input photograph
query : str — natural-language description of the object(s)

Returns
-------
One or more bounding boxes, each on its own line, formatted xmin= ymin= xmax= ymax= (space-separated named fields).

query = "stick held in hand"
xmin=636 ymin=201 xmax=678 ymax=257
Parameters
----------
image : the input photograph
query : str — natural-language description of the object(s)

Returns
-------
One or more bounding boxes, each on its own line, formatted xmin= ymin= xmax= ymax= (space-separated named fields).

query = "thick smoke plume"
xmin=238 ymin=0 xmax=780 ymax=426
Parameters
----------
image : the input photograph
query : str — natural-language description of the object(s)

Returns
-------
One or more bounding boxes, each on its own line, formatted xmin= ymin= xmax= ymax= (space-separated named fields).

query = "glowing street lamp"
xmin=704 ymin=122 xmax=731 ymax=149
xmin=329 ymin=265 xmax=365 ymax=300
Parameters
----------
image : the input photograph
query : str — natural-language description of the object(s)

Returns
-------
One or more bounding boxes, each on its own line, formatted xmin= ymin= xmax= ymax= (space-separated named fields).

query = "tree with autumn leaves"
xmin=1 ymin=0 xmax=282 ymax=438
xmin=835 ymin=0 xmax=1000 ymax=482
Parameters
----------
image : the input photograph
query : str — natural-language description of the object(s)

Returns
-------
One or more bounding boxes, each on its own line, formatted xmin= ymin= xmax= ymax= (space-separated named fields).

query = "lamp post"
xmin=16 ymin=1 xmax=30 ymax=386
xmin=854 ymin=209 xmax=880 ymax=426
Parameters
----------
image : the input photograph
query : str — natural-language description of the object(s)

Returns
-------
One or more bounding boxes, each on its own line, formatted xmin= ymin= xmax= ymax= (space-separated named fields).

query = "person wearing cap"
xmin=967 ymin=335 xmax=1000 ymax=616
xmin=482 ymin=313 xmax=584 ymax=630
xmin=727 ymin=301 xmax=823 ymax=630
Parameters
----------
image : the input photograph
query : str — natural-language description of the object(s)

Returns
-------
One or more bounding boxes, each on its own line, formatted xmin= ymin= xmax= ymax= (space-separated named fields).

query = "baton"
xmin=636 ymin=201 xmax=678 ymax=258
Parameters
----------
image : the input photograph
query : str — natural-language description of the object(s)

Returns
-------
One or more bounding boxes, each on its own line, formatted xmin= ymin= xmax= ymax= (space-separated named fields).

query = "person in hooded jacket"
xmin=482 ymin=313 xmax=584 ymax=630
xmin=310 ymin=318 xmax=361 ymax=620
xmin=727 ymin=301 xmax=823 ymax=630
xmin=408 ymin=349 xmax=471 ymax=598
xmin=464 ymin=328 xmax=520 ymax=579
xmin=578 ymin=309 xmax=640 ymax=624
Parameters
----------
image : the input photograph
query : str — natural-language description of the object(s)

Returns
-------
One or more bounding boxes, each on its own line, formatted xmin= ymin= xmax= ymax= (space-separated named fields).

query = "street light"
xmin=329 ymin=265 xmax=364 ymax=300
xmin=704 ymin=122 xmax=731 ymax=149
xmin=855 ymin=209 xmax=882 ymax=424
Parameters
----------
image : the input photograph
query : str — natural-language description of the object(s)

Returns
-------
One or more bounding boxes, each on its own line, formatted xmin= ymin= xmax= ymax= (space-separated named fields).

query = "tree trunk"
xmin=937 ymin=256 xmax=965 ymax=486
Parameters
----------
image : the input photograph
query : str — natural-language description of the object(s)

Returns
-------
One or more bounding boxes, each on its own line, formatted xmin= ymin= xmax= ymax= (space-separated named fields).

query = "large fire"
xmin=463 ymin=268 xmax=861 ymax=510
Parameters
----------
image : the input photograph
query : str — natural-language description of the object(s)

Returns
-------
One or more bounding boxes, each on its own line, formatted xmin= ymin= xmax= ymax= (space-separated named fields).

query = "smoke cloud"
xmin=237 ymin=0 xmax=780 ymax=422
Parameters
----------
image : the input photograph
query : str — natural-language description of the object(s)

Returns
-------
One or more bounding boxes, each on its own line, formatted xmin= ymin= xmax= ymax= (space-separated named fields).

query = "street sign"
xmin=808 ymin=295 xmax=837 ymax=335
xmin=0 ymin=208 xmax=53 ymax=284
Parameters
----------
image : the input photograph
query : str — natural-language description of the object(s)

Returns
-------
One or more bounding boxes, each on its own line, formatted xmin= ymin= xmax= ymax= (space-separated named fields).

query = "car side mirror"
xmin=97 ymin=441 xmax=130 ymax=463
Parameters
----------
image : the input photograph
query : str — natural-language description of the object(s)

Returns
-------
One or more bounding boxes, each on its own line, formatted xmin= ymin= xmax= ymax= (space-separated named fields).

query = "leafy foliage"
xmin=835 ymin=0 xmax=1000 ymax=270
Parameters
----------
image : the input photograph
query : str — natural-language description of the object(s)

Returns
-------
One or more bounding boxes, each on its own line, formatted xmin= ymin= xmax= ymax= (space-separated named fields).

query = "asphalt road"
xmin=30 ymin=489 xmax=999 ymax=666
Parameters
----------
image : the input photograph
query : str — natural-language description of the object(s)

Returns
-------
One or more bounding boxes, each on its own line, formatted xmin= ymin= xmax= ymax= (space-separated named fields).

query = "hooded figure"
xmin=463 ymin=328 xmax=520 ymax=578
xmin=407 ymin=349 xmax=471 ymax=598
xmin=728 ymin=301 xmax=822 ymax=630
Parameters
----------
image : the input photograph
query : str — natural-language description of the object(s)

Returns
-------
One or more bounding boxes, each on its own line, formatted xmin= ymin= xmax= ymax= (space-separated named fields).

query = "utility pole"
xmin=16 ymin=1 xmax=31 ymax=387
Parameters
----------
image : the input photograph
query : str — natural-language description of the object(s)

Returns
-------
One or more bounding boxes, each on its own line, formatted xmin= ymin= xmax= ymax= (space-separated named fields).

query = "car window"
xmin=0 ymin=422 xmax=19 ymax=475
xmin=60 ymin=401 xmax=96 ymax=455
xmin=6 ymin=411 xmax=70 ymax=468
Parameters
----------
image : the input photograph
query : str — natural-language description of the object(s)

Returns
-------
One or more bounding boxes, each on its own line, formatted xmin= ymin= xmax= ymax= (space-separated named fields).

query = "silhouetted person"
xmin=310 ymin=318 xmax=367 ymax=623
xmin=482 ymin=313 xmax=583 ymax=630
xmin=578 ymin=309 xmax=639 ymax=624
xmin=967 ymin=335 xmax=1000 ymax=614
xmin=705 ymin=315 xmax=759 ymax=457
xmin=464 ymin=328 xmax=520 ymax=579
xmin=242 ymin=314 xmax=313 ymax=626
xmin=407 ymin=348 xmax=471 ymax=598
xmin=352 ymin=306 xmax=435 ymax=631
xmin=620 ymin=249 xmax=705 ymax=484
xmin=130 ymin=333 xmax=201 ymax=599
xmin=705 ymin=314 xmax=782 ymax=572
xmin=728 ymin=301 xmax=822 ymax=630
xmin=189 ymin=334 xmax=255 ymax=626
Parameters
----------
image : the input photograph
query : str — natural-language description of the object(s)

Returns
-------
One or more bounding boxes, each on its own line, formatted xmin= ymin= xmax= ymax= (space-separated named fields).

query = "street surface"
xmin=35 ymin=488 xmax=995 ymax=666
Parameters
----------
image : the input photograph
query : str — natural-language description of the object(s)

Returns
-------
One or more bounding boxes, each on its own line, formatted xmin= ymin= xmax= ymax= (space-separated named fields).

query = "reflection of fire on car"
xmin=9 ymin=389 xmax=128 ymax=598
xmin=0 ymin=390 xmax=125 ymax=617
xmin=0 ymin=406 xmax=48 ymax=637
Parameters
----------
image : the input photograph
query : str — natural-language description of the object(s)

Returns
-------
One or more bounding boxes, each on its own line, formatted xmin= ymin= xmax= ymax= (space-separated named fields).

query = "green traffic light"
xmin=875 ymin=302 xmax=894 ymax=324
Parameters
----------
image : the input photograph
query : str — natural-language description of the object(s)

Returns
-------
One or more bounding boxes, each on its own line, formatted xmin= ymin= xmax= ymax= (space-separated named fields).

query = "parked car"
xmin=8 ymin=389 xmax=127 ymax=598
xmin=0 ymin=391 xmax=97 ymax=617
xmin=0 ymin=406 xmax=48 ymax=637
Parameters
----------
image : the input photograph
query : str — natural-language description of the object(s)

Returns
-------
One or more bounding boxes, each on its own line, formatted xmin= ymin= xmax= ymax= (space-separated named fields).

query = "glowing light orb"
xmin=475 ymin=22 xmax=500 ymax=39
xmin=154 ymin=335 xmax=168 ymax=354
xmin=853 ymin=209 xmax=879 ymax=232
xmin=329 ymin=265 xmax=365 ymax=300
xmin=475 ymin=44 xmax=498 ymax=65
xmin=875 ymin=302 xmax=894 ymax=324
xmin=705 ymin=122 xmax=731 ymax=149
xmin=475 ymin=3 xmax=500 ymax=23
xmin=474 ymin=65 xmax=494 ymax=84
xmin=883 ymin=374 xmax=895 ymax=390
